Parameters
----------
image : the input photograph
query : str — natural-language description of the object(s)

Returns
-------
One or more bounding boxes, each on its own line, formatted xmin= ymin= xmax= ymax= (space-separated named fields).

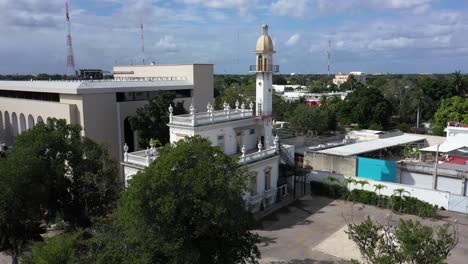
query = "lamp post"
xmin=432 ymin=144 xmax=440 ymax=190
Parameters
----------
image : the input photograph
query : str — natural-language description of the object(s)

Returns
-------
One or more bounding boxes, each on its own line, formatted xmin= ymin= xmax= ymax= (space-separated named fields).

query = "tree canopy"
xmin=93 ymin=136 xmax=260 ymax=263
xmin=347 ymin=216 xmax=458 ymax=264
xmin=129 ymin=92 xmax=186 ymax=147
xmin=0 ymin=119 xmax=120 ymax=263
xmin=337 ymin=86 xmax=393 ymax=129
xmin=432 ymin=96 xmax=468 ymax=136
xmin=287 ymin=104 xmax=337 ymax=134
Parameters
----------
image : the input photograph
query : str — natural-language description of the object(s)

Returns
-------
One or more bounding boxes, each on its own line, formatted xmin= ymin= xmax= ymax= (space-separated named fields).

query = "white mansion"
xmin=121 ymin=25 xmax=295 ymax=212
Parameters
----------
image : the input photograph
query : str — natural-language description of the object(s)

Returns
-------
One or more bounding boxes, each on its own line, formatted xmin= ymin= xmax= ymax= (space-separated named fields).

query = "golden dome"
xmin=255 ymin=24 xmax=275 ymax=54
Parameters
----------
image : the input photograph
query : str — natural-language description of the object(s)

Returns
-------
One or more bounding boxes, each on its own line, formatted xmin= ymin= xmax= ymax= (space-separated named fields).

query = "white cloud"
xmin=182 ymin=0 xmax=254 ymax=15
xmin=270 ymin=0 xmax=309 ymax=18
xmin=285 ymin=33 xmax=301 ymax=46
xmin=155 ymin=35 xmax=178 ymax=52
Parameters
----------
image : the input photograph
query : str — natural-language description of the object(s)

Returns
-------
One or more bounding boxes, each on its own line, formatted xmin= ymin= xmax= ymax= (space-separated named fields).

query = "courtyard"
xmin=255 ymin=194 xmax=468 ymax=264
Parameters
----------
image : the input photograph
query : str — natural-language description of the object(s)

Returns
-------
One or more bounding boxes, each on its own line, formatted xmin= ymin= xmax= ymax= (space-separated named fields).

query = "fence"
xmin=448 ymin=194 xmax=468 ymax=214
xmin=307 ymin=172 xmax=451 ymax=209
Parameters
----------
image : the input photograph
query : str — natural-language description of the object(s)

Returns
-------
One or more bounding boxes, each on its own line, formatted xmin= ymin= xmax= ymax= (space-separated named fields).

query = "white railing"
xmin=123 ymin=148 xmax=159 ymax=167
xmin=238 ymin=147 xmax=277 ymax=164
xmin=169 ymin=109 xmax=254 ymax=127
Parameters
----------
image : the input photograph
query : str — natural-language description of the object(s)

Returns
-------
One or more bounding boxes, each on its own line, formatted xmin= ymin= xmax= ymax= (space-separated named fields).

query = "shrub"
xmin=309 ymin=181 xmax=438 ymax=218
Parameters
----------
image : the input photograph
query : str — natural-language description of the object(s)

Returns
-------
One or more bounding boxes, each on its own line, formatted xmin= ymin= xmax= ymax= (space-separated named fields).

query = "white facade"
xmin=121 ymin=25 xmax=295 ymax=213
xmin=445 ymin=122 xmax=468 ymax=144
xmin=332 ymin=71 xmax=367 ymax=86
xmin=272 ymin=84 xmax=306 ymax=93
xmin=0 ymin=64 xmax=214 ymax=163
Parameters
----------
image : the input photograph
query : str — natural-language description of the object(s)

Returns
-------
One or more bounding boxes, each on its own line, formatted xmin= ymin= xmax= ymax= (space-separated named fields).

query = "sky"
xmin=1 ymin=0 xmax=468 ymax=74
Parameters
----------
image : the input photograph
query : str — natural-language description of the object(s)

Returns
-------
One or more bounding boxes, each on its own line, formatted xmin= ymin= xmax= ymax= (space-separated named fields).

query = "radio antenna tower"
xmin=66 ymin=1 xmax=76 ymax=76
xmin=325 ymin=39 xmax=331 ymax=76
xmin=140 ymin=23 xmax=145 ymax=65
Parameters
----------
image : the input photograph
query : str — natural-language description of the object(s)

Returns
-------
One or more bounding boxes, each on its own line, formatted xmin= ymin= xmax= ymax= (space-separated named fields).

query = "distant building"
xmin=272 ymin=84 xmax=306 ymax=93
xmin=0 ymin=64 xmax=214 ymax=163
xmin=77 ymin=69 xmax=104 ymax=79
xmin=332 ymin=71 xmax=367 ymax=86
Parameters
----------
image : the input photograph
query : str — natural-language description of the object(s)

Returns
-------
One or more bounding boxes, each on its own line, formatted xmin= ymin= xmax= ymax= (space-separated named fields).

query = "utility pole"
xmin=140 ymin=23 xmax=145 ymax=65
xmin=326 ymin=40 xmax=331 ymax=76
xmin=432 ymin=144 xmax=440 ymax=190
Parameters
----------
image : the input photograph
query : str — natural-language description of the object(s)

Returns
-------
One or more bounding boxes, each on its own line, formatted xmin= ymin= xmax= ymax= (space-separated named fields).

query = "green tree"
xmin=373 ymin=184 xmax=387 ymax=207
xmin=0 ymin=152 xmax=46 ymax=264
xmin=432 ymin=96 xmax=468 ymax=136
xmin=0 ymin=119 xmax=120 ymax=263
xmin=346 ymin=217 xmax=458 ymax=264
xmin=130 ymin=92 xmax=186 ymax=148
xmin=338 ymin=86 xmax=393 ymax=129
xmin=287 ymin=104 xmax=337 ymax=134
xmin=357 ymin=180 xmax=369 ymax=190
xmin=344 ymin=177 xmax=356 ymax=200
xmin=95 ymin=137 xmax=260 ymax=263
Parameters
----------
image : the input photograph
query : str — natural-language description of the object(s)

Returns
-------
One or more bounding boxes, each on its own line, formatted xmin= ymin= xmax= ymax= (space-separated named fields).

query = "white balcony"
xmin=169 ymin=101 xmax=254 ymax=127
xmin=238 ymin=147 xmax=278 ymax=164
xmin=123 ymin=147 xmax=160 ymax=167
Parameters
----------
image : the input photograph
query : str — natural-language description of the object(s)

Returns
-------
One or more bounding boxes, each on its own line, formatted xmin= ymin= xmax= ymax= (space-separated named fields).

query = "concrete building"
xmin=272 ymin=84 xmax=306 ymax=93
xmin=332 ymin=71 xmax=366 ymax=86
xmin=0 ymin=64 xmax=214 ymax=162
xmin=122 ymin=25 xmax=295 ymax=213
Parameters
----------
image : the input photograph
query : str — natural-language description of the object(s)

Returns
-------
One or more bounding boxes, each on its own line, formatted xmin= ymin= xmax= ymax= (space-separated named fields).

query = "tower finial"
xmin=261 ymin=24 xmax=268 ymax=35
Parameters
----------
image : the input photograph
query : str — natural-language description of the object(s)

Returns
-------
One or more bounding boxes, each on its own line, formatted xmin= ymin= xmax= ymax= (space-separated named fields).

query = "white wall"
xmin=308 ymin=172 xmax=450 ymax=209
xmin=437 ymin=176 xmax=462 ymax=195
xmin=401 ymin=171 xmax=433 ymax=189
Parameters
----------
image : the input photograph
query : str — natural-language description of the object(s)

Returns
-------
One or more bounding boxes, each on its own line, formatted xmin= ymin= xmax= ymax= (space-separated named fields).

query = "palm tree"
xmin=374 ymin=184 xmax=387 ymax=207
xmin=393 ymin=188 xmax=410 ymax=212
xmin=326 ymin=176 xmax=339 ymax=184
xmin=344 ymin=177 xmax=356 ymax=200
xmin=452 ymin=70 xmax=463 ymax=95
xmin=357 ymin=180 xmax=369 ymax=190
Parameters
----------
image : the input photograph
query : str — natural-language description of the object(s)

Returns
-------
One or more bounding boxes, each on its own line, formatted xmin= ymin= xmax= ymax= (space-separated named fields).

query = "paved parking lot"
xmin=255 ymin=195 xmax=468 ymax=264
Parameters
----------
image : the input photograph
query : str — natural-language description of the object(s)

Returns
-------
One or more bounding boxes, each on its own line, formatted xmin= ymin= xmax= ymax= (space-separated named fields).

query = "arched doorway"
xmin=37 ymin=116 xmax=44 ymax=123
xmin=0 ymin=111 xmax=3 ymax=142
xmin=11 ymin=112 xmax=19 ymax=137
xmin=28 ymin=114 xmax=35 ymax=129
xmin=4 ymin=111 xmax=11 ymax=145
xmin=19 ymin=114 xmax=26 ymax=134
xmin=124 ymin=117 xmax=135 ymax=152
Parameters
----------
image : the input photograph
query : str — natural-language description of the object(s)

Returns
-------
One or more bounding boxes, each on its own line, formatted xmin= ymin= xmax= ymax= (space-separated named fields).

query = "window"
xmin=249 ymin=129 xmax=255 ymax=135
xmin=264 ymin=167 xmax=271 ymax=191
xmin=217 ymin=135 xmax=225 ymax=151
xmin=0 ymin=90 xmax=59 ymax=102
xmin=257 ymin=103 xmax=262 ymax=116
xmin=236 ymin=131 xmax=242 ymax=137
xmin=116 ymin=89 xmax=192 ymax=102
xmin=250 ymin=173 xmax=258 ymax=196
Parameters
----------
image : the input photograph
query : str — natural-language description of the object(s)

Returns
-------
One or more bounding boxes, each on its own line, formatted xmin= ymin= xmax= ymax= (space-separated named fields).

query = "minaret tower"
xmin=252 ymin=24 xmax=277 ymax=147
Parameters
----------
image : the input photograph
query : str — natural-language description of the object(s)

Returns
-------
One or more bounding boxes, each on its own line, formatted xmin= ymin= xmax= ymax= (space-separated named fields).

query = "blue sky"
xmin=1 ymin=0 xmax=468 ymax=74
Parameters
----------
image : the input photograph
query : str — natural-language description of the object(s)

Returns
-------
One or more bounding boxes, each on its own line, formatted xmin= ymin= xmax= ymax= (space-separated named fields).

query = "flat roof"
xmin=420 ymin=142 xmax=468 ymax=153
xmin=0 ymin=80 xmax=193 ymax=95
xmin=317 ymin=134 xmax=425 ymax=156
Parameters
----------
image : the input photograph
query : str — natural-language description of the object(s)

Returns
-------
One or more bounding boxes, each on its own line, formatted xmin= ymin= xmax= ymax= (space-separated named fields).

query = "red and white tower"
xmin=66 ymin=1 xmax=76 ymax=76
xmin=140 ymin=23 xmax=146 ymax=65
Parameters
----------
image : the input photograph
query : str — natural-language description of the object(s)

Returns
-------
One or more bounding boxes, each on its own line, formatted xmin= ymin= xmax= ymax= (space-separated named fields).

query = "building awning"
xmin=420 ymin=142 xmax=467 ymax=153
xmin=317 ymin=134 xmax=425 ymax=157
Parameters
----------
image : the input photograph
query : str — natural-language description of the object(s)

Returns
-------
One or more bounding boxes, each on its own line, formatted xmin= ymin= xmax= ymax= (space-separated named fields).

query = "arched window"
xmin=19 ymin=114 xmax=26 ymax=134
xmin=249 ymin=172 xmax=258 ymax=196
xmin=264 ymin=167 xmax=272 ymax=191
xmin=124 ymin=117 xmax=135 ymax=152
xmin=28 ymin=114 xmax=35 ymax=129
xmin=11 ymin=113 xmax=18 ymax=137
xmin=37 ymin=116 xmax=44 ymax=123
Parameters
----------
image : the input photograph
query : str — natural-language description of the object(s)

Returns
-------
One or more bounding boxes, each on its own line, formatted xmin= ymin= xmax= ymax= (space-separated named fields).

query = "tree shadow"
xmin=258 ymin=235 xmax=278 ymax=247
xmin=256 ymin=195 xmax=336 ymax=231
xmin=269 ymin=258 xmax=348 ymax=264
